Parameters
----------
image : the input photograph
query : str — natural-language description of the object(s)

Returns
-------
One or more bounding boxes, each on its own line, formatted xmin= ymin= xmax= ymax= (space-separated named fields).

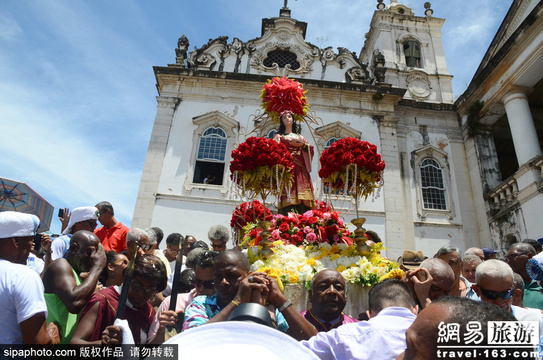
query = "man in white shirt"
xmin=301 ymin=279 xmax=418 ymax=360
xmin=0 ymin=211 xmax=59 ymax=344
xmin=472 ymin=259 xmax=543 ymax=335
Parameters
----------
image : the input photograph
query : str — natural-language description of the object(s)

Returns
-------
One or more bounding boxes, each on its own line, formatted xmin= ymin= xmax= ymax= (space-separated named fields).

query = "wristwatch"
xmin=278 ymin=299 xmax=292 ymax=313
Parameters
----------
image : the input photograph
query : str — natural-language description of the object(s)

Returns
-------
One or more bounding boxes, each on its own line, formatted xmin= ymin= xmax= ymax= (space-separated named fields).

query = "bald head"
xmin=420 ymin=258 xmax=455 ymax=301
xmin=68 ymin=230 xmax=101 ymax=273
xmin=311 ymin=269 xmax=344 ymax=292
xmin=403 ymin=297 xmax=515 ymax=359
xmin=215 ymin=249 xmax=250 ymax=273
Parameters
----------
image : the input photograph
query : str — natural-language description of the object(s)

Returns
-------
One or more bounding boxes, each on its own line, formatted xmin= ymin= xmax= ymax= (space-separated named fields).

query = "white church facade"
xmin=133 ymin=0 xmax=543 ymax=259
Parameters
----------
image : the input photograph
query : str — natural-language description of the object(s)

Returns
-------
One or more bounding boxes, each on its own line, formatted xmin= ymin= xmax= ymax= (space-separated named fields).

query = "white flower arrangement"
xmin=246 ymin=241 xmax=400 ymax=287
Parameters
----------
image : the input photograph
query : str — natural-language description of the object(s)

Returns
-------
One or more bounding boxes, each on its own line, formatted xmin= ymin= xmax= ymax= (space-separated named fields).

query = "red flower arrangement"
xmin=318 ymin=137 xmax=385 ymax=202
xmin=230 ymin=136 xmax=294 ymax=200
xmin=230 ymin=200 xmax=272 ymax=231
xmin=241 ymin=201 xmax=354 ymax=247
xmin=260 ymin=76 xmax=309 ymax=124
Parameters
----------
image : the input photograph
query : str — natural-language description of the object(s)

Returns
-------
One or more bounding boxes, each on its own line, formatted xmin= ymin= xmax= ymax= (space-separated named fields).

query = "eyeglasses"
xmin=112 ymin=258 xmax=129 ymax=266
xmin=479 ymin=286 xmax=514 ymax=300
xmin=506 ymin=252 xmax=528 ymax=262
xmin=193 ymin=278 xmax=215 ymax=290
xmin=133 ymin=241 xmax=151 ymax=251
xmin=131 ymin=279 xmax=157 ymax=296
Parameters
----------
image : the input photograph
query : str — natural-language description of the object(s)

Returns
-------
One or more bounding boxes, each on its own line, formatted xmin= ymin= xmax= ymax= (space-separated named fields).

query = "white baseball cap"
xmin=62 ymin=206 xmax=99 ymax=235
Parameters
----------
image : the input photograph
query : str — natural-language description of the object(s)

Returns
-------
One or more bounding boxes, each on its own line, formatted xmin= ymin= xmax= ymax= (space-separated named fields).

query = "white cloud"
xmin=0 ymin=14 xmax=22 ymax=42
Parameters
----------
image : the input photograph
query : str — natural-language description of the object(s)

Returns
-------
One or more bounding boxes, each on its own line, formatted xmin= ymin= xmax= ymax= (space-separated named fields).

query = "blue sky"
xmin=0 ymin=0 xmax=511 ymax=235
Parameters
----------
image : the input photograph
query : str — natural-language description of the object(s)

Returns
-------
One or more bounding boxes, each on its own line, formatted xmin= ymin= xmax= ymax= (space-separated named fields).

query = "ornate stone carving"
xmin=346 ymin=66 xmax=371 ymax=84
xmin=231 ymin=38 xmax=243 ymax=55
xmin=250 ymin=42 xmax=314 ymax=76
xmin=195 ymin=53 xmax=217 ymax=70
xmin=407 ymin=71 xmax=431 ymax=99
xmin=187 ymin=36 xmax=228 ymax=70
xmin=277 ymin=30 xmax=291 ymax=41
xmin=320 ymin=47 xmax=336 ymax=65
xmin=175 ymin=34 xmax=189 ymax=67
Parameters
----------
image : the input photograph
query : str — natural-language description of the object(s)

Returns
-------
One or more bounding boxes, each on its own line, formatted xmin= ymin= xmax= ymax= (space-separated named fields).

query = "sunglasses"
xmin=193 ymin=278 xmax=215 ymax=290
xmin=506 ymin=252 xmax=528 ymax=262
xmin=479 ymin=286 xmax=514 ymax=300
xmin=86 ymin=220 xmax=98 ymax=229
xmin=134 ymin=241 xmax=151 ymax=251
xmin=112 ymin=258 xmax=129 ymax=266
xmin=131 ymin=279 xmax=157 ymax=296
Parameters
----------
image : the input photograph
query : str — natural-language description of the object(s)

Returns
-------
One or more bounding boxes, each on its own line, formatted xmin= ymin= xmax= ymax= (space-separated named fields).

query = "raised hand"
xmin=90 ymin=243 xmax=107 ymax=270
xmin=59 ymin=208 xmax=70 ymax=232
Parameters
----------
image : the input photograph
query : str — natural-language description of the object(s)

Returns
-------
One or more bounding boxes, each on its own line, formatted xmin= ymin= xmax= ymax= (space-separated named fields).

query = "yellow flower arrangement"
xmin=246 ymin=241 xmax=400 ymax=287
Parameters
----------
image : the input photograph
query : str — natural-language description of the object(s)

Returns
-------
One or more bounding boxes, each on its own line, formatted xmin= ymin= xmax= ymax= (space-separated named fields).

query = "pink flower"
xmin=306 ymin=232 xmax=317 ymax=243
xmin=323 ymin=212 xmax=331 ymax=220
xmin=271 ymin=229 xmax=281 ymax=240
xmin=302 ymin=210 xmax=314 ymax=217
xmin=303 ymin=226 xmax=313 ymax=234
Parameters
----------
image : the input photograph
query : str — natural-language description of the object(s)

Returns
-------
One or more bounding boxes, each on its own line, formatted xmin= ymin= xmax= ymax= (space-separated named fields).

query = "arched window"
xmin=420 ymin=158 xmax=447 ymax=210
xmin=403 ymin=39 xmax=422 ymax=68
xmin=267 ymin=129 xmax=277 ymax=139
xmin=193 ymin=127 xmax=227 ymax=185
xmin=263 ymin=50 xmax=300 ymax=70
xmin=325 ymin=137 xmax=339 ymax=150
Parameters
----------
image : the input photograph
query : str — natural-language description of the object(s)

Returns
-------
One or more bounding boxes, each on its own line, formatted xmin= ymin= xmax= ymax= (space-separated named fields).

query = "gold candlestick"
xmin=351 ymin=217 xmax=371 ymax=257
xmin=258 ymin=220 xmax=274 ymax=259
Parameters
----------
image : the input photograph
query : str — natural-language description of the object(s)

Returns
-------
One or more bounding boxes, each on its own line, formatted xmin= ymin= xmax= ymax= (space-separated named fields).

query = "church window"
xmin=267 ymin=129 xmax=277 ymax=139
xmin=412 ymin=145 xmax=455 ymax=220
xmin=325 ymin=137 xmax=339 ymax=150
xmin=420 ymin=158 xmax=447 ymax=210
xmin=403 ymin=39 xmax=422 ymax=68
xmin=263 ymin=50 xmax=300 ymax=70
xmin=193 ymin=127 xmax=227 ymax=185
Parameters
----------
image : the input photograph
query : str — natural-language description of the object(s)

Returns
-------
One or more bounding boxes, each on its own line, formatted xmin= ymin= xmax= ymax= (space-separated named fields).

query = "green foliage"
xmin=466 ymin=100 xmax=484 ymax=137
xmin=372 ymin=93 xmax=384 ymax=102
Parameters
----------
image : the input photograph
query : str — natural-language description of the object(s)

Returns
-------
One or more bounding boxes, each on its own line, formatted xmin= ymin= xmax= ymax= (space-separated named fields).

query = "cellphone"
xmin=58 ymin=209 xmax=64 ymax=218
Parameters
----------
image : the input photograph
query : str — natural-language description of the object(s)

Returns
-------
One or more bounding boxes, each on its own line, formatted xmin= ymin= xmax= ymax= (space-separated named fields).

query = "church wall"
xmin=393 ymin=106 xmax=479 ymax=257
xmin=414 ymin=225 xmax=465 ymax=257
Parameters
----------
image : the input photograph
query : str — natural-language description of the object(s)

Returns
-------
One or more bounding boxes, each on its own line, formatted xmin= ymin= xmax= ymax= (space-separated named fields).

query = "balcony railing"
xmin=485 ymin=154 xmax=543 ymax=216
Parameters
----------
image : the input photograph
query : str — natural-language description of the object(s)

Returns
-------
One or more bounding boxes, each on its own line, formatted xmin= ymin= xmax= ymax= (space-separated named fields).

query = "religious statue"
xmin=274 ymin=111 xmax=317 ymax=214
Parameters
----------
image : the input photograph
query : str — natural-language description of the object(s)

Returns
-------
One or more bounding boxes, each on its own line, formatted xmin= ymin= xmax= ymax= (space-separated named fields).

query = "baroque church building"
xmin=133 ymin=0 xmax=543 ymax=259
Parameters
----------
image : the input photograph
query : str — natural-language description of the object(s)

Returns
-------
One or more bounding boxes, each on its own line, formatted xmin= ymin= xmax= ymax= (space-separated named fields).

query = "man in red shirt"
xmin=94 ymin=201 xmax=129 ymax=253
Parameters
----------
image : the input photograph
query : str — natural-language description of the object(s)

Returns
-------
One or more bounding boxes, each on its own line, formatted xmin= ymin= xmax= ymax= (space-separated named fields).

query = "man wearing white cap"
xmin=51 ymin=206 xmax=99 ymax=260
xmin=0 ymin=211 xmax=60 ymax=344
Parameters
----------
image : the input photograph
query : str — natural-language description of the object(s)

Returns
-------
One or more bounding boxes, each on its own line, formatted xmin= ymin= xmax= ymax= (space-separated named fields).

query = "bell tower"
xmin=360 ymin=1 xmax=454 ymax=104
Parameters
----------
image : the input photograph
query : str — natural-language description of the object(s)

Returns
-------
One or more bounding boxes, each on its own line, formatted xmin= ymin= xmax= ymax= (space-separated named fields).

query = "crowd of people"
xmin=1 ymin=202 xmax=543 ymax=360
